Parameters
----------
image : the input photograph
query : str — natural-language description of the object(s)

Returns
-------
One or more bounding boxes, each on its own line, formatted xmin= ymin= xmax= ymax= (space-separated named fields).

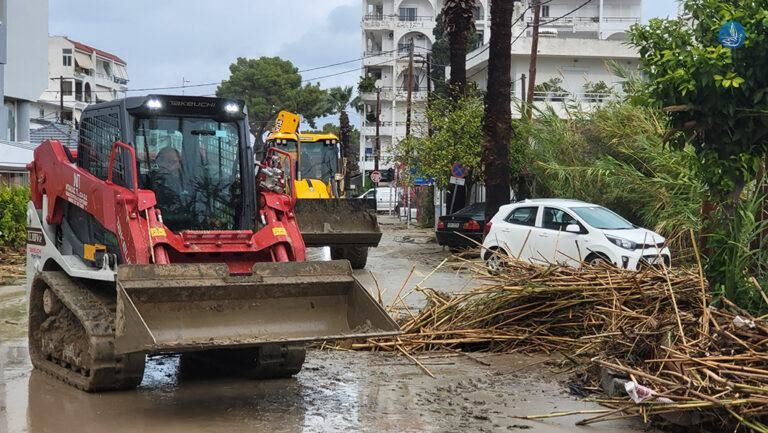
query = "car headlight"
xmin=606 ymin=235 xmax=637 ymax=250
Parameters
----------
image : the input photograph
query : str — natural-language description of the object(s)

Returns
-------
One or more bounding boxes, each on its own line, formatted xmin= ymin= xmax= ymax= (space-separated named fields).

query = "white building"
xmin=0 ymin=0 xmax=49 ymax=142
xmin=467 ymin=0 xmax=641 ymax=117
xmin=358 ymin=0 xmax=642 ymax=175
xmin=34 ymin=36 xmax=129 ymax=125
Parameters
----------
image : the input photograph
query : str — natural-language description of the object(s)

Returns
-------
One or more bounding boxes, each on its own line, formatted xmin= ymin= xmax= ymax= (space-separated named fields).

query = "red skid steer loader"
xmin=25 ymin=95 xmax=398 ymax=391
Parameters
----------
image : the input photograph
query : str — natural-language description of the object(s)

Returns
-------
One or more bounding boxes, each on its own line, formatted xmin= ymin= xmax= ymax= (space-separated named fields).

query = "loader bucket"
xmin=114 ymin=260 xmax=399 ymax=354
xmin=295 ymin=198 xmax=382 ymax=248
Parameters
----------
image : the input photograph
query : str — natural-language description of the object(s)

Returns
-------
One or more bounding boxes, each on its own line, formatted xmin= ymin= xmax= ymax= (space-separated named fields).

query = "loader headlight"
xmin=146 ymin=98 xmax=163 ymax=110
xmin=224 ymin=102 xmax=240 ymax=113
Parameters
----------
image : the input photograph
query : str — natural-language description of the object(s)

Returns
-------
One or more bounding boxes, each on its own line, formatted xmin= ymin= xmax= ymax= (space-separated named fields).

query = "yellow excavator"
xmin=265 ymin=111 xmax=380 ymax=269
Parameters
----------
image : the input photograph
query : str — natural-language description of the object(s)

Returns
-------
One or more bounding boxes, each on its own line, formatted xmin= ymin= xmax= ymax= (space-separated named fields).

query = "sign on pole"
xmin=449 ymin=176 xmax=466 ymax=186
xmin=370 ymin=170 xmax=382 ymax=183
xmin=451 ymin=162 xmax=467 ymax=179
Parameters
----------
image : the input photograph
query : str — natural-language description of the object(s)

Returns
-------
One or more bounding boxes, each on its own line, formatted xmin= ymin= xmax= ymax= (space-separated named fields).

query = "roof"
xmin=30 ymin=123 xmax=78 ymax=149
xmin=519 ymin=198 xmax=592 ymax=206
xmin=66 ymin=37 xmax=127 ymax=65
xmin=0 ymin=140 xmax=34 ymax=171
xmin=300 ymin=132 xmax=339 ymax=142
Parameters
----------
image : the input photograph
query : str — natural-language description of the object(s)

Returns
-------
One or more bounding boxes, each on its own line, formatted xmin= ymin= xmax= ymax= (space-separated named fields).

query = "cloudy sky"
xmin=50 ymin=0 xmax=679 ymax=121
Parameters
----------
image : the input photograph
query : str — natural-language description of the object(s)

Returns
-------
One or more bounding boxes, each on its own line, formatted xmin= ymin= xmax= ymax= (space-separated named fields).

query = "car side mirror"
xmin=565 ymin=224 xmax=581 ymax=234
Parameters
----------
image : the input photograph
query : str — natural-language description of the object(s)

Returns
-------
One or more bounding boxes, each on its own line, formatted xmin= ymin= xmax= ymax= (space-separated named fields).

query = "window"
xmin=62 ymin=48 xmax=72 ymax=67
xmin=39 ymin=108 xmax=45 ymax=118
xmin=61 ymin=80 xmax=73 ymax=96
xmin=505 ymin=206 xmax=538 ymax=226
xmin=542 ymin=207 xmax=579 ymax=231
xmin=541 ymin=5 xmax=550 ymax=18
xmin=399 ymin=7 xmax=417 ymax=21
xmin=571 ymin=206 xmax=633 ymax=230
xmin=78 ymin=109 xmax=123 ymax=182
xmin=133 ymin=116 xmax=242 ymax=231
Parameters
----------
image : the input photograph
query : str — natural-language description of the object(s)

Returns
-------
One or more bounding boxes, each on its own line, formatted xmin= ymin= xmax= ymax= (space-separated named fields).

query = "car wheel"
xmin=485 ymin=249 xmax=507 ymax=274
xmin=586 ymin=254 xmax=612 ymax=267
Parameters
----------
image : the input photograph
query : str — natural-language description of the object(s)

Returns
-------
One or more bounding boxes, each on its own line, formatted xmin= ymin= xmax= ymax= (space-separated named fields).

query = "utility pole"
xmin=526 ymin=0 xmax=541 ymax=119
xmin=59 ymin=75 xmax=64 ymax=123
xmin=405 ymin=41 xmax=414 ymax=138
xmin=521 ymin=73 xmax=527 ymax=102
xmin=374 ymin=87 xmax=381 ymax=172
xmin=182 ymin=77 xmax=190 ymax=95
xmin=426 ymin=52 xmax=433 ymax=137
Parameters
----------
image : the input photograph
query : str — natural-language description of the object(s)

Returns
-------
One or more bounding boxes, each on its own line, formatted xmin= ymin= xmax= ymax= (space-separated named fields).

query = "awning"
xmin=113 ymin=64 xmax=128 ymax=80
xmin=74 ymin=52 xmax=94 ymax=70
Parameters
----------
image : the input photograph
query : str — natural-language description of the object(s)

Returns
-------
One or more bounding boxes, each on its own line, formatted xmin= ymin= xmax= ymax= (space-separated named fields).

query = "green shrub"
xmin=0 ymin=186 xmax=29 ymax=248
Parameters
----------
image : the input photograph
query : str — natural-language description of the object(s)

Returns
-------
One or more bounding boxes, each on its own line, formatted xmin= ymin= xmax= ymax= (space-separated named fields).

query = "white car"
xmin=481 ymin=199 xmax=671 ymax=271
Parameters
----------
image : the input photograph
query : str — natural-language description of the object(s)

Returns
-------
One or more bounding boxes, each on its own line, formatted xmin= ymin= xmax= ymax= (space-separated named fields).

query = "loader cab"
xmin=297 ymin=133 xmax=341 ymax=187
xmin=76 ymin=95 xmax=256 ymax=237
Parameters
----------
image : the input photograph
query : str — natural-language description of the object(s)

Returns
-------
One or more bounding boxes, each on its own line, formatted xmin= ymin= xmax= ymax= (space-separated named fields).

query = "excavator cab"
xmin=26 ymin=95 xmax=398 ymax=392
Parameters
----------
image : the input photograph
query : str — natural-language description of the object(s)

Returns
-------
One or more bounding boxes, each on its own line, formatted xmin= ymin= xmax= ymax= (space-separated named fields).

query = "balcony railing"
xmin=531 ymin=91 xmax=616 ymax=103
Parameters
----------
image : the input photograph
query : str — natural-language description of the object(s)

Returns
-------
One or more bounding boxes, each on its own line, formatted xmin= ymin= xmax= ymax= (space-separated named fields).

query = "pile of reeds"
xmin=0 ymin=247 xmax=25 ymax=284
xmin=355 ymin=258 xmax=768 ymax=431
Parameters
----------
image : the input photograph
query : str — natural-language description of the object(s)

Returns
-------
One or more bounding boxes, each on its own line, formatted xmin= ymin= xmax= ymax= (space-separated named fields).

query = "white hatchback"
xmin=481 ymin=199 xmax=671 ymax=271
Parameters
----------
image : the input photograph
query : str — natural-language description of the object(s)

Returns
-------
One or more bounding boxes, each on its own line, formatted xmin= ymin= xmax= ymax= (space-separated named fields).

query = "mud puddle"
xmin=0 ymin=340 xmax=656 ymax=433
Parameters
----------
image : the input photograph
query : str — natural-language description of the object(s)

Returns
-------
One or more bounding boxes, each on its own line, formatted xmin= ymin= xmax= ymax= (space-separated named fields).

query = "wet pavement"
xmin=0 ymin=216 xmax=655 ymax=432
xmin=0 ymin=341 xmax=657 ymax=433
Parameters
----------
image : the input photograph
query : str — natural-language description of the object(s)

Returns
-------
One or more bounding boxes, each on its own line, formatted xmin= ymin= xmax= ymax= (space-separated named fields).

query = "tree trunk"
xmin=482 ymin=0 xmax=514 ymax=220
xmin=444 ymin=0 xmax=473 ymax=101
xmin=340 ymin=110 xmax=359 ymax=177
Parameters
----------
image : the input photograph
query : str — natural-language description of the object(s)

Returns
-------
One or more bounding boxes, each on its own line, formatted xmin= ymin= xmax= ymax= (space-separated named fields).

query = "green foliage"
xmin=394 ymin=93 xmax=485 ymax=188
xmin=216 ymin=57 xmax=333 ymax=137
xmin=521 ymin=103 xmax=707 ymax=240
xmin=0 ymin=186 xmax=29 ymax=248
xmin=706 ymin=181 xmax=768 ymax=315
xmin=328 ymin=86 xmax=353 ymax=113
xmin=357 ymin=76 xmax=376 ymax=93
xmin=629 ymin=1 xmax=768 ymax=198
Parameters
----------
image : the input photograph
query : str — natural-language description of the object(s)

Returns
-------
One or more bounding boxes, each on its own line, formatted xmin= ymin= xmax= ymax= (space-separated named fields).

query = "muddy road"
xmin=0 ymin=216 xmax=655 ymax=432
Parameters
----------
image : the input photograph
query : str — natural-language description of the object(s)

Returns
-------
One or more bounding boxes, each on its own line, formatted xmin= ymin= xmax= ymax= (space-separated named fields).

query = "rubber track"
xmin=29 ymin=272 xmax=145 ymax=392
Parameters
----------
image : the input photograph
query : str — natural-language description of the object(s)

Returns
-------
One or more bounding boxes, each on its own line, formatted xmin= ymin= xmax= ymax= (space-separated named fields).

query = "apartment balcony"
xmin=360 ymin=88 xmax=428 ymax=102
xmin=528 ymin=15 xmax=639 ymax=29
xmin=362 ymin=13 xmax=394 ymax=30
xmin=361 ymin=121 xmax=394 ymax=137
xmin=359 ymin=87 xmax=394 ymax=101
xmin=514 ymin=91 xmax=618 ymax=118
xmin=396 ymin=15 xmax=435 ymax=30
xmin=363 ymin=50 xmax=396 ymax=66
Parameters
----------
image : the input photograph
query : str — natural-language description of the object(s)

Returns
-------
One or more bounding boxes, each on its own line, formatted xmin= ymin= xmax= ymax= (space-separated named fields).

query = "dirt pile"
xmin=354 ymin=260 xmax=768 ymax=431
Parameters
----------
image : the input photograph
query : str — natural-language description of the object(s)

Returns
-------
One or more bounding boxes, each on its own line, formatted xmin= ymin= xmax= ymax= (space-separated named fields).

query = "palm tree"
xmin=328 ymin=86 xmax=360 ymax=182
xmin=483 ymin=0 xmax=514 ymax=220
xmin=443 ymin=0 xmax=475 ymax=100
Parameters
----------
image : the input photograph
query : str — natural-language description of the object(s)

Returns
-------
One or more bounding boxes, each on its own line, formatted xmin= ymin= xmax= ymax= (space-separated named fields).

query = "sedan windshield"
xmin=570 ymin=206 xmax=633 ymax=230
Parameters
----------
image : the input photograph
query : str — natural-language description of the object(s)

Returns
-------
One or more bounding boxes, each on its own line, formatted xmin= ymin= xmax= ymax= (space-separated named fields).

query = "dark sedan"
xmin=436 ymin=202 xmax=487 ymax=250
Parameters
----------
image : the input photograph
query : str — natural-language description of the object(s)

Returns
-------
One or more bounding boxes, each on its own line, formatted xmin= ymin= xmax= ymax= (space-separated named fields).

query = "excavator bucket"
xmin=114 ymin=260 xmax=399 ymax=354
xmin=296 ymin=198 xmax=382 ymax=248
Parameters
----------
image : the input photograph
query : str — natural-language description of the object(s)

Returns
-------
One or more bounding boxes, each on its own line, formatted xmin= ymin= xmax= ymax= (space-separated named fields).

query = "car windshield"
xmin=134 ymin=116 xmax=242 ymax=231
xmin=571 ymin=206 xmax=633 ymax=230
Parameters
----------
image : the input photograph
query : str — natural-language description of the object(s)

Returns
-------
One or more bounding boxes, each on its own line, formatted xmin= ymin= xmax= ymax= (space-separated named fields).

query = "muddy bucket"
xmin=295 ymin=199 xmax=382 ymax=247
xmin=114 ymin=260 xmax=399 ymax=354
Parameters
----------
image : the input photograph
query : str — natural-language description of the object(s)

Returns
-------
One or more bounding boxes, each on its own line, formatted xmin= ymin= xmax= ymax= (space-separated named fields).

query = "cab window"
xmin=505 ymin=206 xmax=538 ymax=226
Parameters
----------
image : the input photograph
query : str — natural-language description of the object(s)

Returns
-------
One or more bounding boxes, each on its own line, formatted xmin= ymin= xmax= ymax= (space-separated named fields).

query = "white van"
xmin=358 ymin=188 xmax=401 ymax=213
